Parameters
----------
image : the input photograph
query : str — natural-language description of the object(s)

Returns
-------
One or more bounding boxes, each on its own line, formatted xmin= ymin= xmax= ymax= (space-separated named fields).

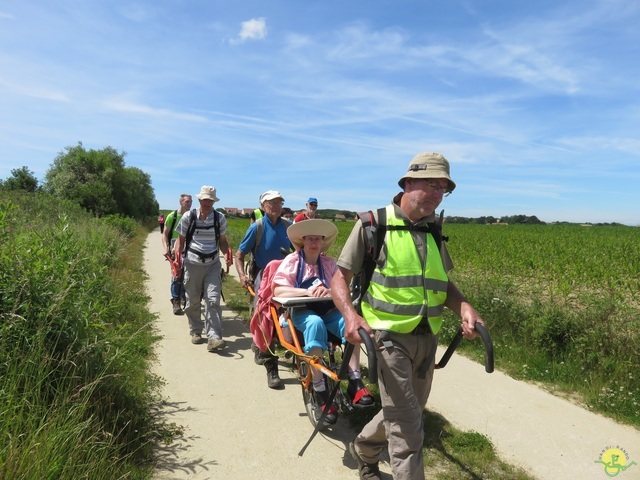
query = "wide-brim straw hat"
xmin=287 ymin=219 xmax=338 ymax=253
xmin=398 ymin=152 xmax=456 ymax=192
xmin=196 ymin=185 xmax=220 ymax=202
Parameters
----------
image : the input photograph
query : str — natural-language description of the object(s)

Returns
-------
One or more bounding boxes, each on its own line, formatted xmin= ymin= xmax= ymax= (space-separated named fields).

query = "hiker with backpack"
xmin=234 ymin=190 xmax=292 ymax=389
xmin=174 ymin=186 xmax=232 ymax=352
xmin=162 ymin=193 xmax=193 ymax=315
xmin=330 ymin=152 xmax=486 ymax=480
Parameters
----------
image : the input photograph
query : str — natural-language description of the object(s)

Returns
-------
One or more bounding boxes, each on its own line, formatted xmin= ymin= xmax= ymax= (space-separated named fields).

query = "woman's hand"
xmin=308 ymin=284 xmax=331 ymax=297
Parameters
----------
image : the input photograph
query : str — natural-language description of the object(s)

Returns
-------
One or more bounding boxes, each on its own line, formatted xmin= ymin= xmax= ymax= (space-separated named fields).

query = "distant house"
xmin=224 ymin=207 xmax=240 ymax=215
xmin=241 ymin=208 xmax=254 ymax=215
xmin=335 ymin=214 xmax=346 ymax=221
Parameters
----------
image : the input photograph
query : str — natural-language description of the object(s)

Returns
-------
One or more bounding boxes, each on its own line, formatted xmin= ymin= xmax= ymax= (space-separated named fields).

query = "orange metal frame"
xmin=269 ymin=300 xmax=340 ymax=390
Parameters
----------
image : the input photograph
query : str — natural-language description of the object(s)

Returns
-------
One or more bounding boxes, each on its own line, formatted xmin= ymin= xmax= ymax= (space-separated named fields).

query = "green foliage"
xmin=0 ymin=190 xmax=164 ymax=479
xmin=0 ymin=166 xmax=39 ymax=192
xmin=103 ymin=213 xmax=139 ymax=238
xmin=43 ymin=142 xmax=159 ymax=220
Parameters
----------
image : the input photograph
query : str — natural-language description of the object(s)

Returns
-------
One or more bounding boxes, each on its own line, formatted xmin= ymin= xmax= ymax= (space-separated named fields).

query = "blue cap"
xmin=307 ymin=197 xmax=318 ymax=204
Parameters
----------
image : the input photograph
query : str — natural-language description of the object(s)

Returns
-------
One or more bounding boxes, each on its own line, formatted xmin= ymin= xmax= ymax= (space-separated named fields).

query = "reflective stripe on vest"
xmin=361 ymin=204 xmax=448 ymax=334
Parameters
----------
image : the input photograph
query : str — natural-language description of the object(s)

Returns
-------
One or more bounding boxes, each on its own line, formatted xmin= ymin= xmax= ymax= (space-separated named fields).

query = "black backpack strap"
xmin=354 ymin=208 xmax=386 ymax=313
xmin=167 ymin=209 xmax=178 ymax=236
xmin=213 ymin=209 xmax=221 ymax=249
xmin=426 ymin=222 xmax=444 ymax=252
xmin=253 ymin=218 xmax=263 ymax=256
xmin=182 ymin=209 xmax=198 ymax=255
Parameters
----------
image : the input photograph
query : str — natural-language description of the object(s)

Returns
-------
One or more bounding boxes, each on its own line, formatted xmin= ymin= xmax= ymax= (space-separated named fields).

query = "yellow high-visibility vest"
xmin=361 ymin=204 xmax=448 ymax=334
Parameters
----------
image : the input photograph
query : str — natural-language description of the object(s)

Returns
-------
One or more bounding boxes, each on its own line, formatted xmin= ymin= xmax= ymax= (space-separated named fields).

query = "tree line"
xmin=0 ymin=142 xmax=158 ymax=221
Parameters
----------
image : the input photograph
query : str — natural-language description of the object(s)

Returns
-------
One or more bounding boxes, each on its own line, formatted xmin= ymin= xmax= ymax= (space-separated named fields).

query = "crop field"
xmin=226 ymin=218 xmax=640 ymax=426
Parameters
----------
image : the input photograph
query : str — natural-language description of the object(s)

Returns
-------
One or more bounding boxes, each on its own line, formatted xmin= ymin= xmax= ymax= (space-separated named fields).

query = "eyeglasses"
xmin=423 ymin=180 xmax=450 ymax=196
xmin=266 ymin=199 xmax=284 ymax=206
xmin=303 ymin=235 xmax=323 ymax=243
xmin=308 ymin=203 xmax=318 ymax=206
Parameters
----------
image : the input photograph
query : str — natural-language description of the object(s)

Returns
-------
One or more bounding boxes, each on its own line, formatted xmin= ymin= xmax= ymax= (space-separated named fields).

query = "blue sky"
xmin=1 ymin=0 xmax=639 ymax=225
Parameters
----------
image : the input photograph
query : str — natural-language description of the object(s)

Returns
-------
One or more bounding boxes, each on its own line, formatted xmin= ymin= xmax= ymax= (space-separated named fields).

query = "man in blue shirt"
xmin=234 ymin=190 xmax=291 ymax=388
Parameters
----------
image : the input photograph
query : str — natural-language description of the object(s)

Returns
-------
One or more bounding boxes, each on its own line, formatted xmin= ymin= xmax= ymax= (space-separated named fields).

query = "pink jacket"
xmin=250 ymin=259 xmax=283 ymax=352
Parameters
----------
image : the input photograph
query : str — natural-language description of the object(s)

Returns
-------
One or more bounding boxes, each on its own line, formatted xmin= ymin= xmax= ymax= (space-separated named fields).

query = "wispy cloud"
xmin=103 ymin=98 xmax=208 ymax=123
xmin=0 ymin=78 xmax=69 ymax=102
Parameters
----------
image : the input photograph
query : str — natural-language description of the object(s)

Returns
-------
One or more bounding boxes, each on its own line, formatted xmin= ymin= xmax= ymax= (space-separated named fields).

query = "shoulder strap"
xmin=253 ymin=218 xmax=264 ymax=255
xmin=213 ymin=210 xmax=221 ymax=248
xmin=426 ymin=222 xmax=443 ymax=252
xmin=430 ymin=209 xmax=448 ymax=252
xmin=353 ymin=208 xmax=386 ymax=313
xmin=359 ymin=207 xmax=386 ymax=265
xmin=167 ymin=209 xmax=178 ymax=236
xmin=182 ymin=209 xmax=198 ymax=255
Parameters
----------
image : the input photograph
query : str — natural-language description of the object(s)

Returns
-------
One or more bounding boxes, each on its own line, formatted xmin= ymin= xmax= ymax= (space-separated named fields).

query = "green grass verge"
xmin=0 ymin=191 xmax=178 ymax=479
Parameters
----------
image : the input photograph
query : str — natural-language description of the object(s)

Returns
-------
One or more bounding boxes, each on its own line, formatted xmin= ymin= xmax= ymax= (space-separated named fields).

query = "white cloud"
xmin=231 ymin=17 xmax=267 ymax=44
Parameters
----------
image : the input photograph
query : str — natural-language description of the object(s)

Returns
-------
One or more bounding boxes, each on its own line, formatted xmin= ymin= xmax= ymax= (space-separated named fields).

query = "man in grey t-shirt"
xmin=174 ymin=186 xmax=232 ymax=352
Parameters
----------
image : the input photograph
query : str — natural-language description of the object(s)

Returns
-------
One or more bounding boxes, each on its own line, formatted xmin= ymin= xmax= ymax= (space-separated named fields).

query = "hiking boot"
xmin=191 ymin=334 xmax=205 ymax=345
xmin=252 ymin=343 xmax=269 ymax=365
xmin=172 ymin=298 xmax=184 ymax=315
xmin=265 ymin=361 xmax=283 ymax=389
xmin=313 ymin=389 xmax=338 ymax=425
xmin=207 ymin=337 xmax=226 ymax=352
xmin=348 ymin=377 xmax=375 ymax=407
xmin=349 ymin=442 xmax=381 ymax=480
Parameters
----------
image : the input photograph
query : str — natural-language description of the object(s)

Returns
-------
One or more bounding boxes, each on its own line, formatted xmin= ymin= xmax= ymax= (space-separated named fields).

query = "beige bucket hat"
xmin=196 ymin=186 xmax=220 ymax=202
xmin=398 ymin=152 xmax=456 ymax=192
xmin=287 ymin=219 xmax=338 ymax=253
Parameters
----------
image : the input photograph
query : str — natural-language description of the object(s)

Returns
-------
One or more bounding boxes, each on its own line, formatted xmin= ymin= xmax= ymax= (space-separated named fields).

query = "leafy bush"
xmin=103 ymin=213 xmax=139 ymax=238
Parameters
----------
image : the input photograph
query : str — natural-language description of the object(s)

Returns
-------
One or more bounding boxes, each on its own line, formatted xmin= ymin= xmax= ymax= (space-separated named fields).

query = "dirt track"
xmin=145 ymin=230 xmax=640 ymax=480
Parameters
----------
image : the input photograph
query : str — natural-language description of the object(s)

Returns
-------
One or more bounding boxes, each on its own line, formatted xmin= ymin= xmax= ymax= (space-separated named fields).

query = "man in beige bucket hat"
xmin=174 ymin=186 xmax=232 ymax=352
xmin=331 ymin=152 xmax=485 ymax=480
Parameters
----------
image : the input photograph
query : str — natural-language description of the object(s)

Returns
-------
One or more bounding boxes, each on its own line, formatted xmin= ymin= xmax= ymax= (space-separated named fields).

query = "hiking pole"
xmin=435 ymin=322 xmax=494 ymax=373
xmin=298 ymin=328 xmax=371 ymax=456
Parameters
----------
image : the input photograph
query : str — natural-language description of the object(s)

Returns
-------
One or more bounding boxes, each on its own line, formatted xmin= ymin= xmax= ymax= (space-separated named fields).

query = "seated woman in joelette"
xmin=272 ymin=219 xmax=374 ymax=424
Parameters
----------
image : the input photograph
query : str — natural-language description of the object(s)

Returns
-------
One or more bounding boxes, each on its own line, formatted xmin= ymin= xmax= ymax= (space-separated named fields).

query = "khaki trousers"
xmin=183 ymin=258 xmax=223 ymax=339
xmin=354 ymin=329 xmax=438 ymax=480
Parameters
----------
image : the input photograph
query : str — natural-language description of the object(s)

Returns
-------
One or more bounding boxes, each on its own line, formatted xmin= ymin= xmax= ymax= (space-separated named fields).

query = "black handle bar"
xmin=436 ymin=322 xmax=494 ymax=373
xmin=337 ymin=328 xmax=378 ymax=384
xmin=358 ymin=328 xmax=378 ymax=384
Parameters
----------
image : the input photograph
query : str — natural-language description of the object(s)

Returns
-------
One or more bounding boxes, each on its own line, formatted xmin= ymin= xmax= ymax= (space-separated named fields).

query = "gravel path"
xmin=145 ymin=231 xmax=640 ymax=480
